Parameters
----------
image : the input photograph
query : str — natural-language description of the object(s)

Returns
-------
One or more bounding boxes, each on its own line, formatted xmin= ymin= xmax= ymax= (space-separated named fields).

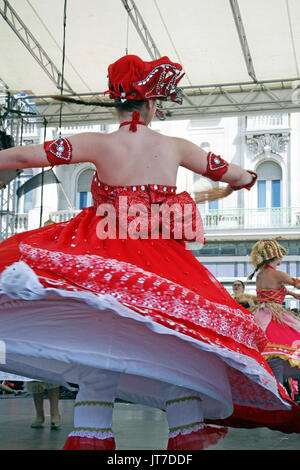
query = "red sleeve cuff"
xmin=44 ymin=138 xmax=72 ymax=167
xmin=202 ymin=152 xmax=229 ymax=182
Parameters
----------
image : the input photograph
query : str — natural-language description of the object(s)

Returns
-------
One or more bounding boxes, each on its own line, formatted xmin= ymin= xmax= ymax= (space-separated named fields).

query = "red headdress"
xmin=105 ymin=55 xmax=184 ymax=104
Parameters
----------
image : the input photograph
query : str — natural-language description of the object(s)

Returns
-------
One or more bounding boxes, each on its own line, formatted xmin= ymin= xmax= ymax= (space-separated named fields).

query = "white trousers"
xmin=68 ymin=366 xmax=120 ymax=441
xmin=160 ymin=382 xmax=204 ymax=437
xmin=68 ymin=367 xmax=204 ymax=441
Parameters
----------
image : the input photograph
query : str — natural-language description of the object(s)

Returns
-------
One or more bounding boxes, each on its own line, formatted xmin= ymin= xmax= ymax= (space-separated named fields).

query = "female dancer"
xmin=249 ymin=239 xmax=300 ymax=384
xmin=0 ymin=55 xmax=299 ymax=451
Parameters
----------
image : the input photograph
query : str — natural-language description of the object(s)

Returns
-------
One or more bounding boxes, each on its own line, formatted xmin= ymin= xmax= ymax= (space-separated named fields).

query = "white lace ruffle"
xmin=68 ymin=429 xmax=114 ymax=440
xmin=0 ymin=261 xmax=45 ymax=299
xmin=169 ymin=422 xmax=206 ymax=438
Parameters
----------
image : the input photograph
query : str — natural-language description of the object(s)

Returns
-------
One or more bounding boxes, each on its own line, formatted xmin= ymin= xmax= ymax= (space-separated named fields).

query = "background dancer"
xmin=0 ymin=55 xmax=300 ymax=451
xmin=249 ymin=239 xmax=300 ymax=384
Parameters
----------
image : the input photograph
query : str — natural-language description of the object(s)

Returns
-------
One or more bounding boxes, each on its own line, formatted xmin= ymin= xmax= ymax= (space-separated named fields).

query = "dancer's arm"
xmin=275 ymin=271 xmax=300 ymax=293
xmin=178 ymin=138 xmax=255 ymax=188
xmin=0 ymin=133 xmax=105 ymax=170
xmin=287 ymin=291 xmax=300 ymax=300
xmin=286 ymin=285 xmax=300 ymax=300
xmin=0 ymin=383 xmax=14 ymax=393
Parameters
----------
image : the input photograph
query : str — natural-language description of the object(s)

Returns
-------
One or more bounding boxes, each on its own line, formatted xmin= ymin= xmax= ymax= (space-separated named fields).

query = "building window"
xmin=77 ymin=169 xmax=94 ymax=209
xmin=257 ymin=180 xmax=266 ymax=208
xmin=193 ymin=240 xmax=294 ymax=258
xmin=79 ymin=192 xmax=91 ymax=209
xmin=202 ymin=263 xmax=235 ymax=278
xmin=271 ymin=180 xmax=281 ymax=207
xmin=209 ymin=199 xmax=219 ymax=210
xmin=256 ymin=161 xmax=282 ymax=208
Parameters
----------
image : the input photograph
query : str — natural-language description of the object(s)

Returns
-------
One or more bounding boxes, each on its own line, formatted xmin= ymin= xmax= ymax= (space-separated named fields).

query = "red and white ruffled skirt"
xmin=0 ymin=204 xmax=300 ymax=449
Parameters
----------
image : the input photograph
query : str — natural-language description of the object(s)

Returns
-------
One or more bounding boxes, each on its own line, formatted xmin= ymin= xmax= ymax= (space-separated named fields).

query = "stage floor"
xmin=1 ymin=396 xmax=300 ymax=450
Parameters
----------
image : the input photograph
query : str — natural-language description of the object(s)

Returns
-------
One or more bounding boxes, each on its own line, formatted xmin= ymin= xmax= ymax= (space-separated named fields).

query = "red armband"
xmin=203 ymin=152 xmax=229 ymax=181
xmin=44 ymin=138 xmax=72 ymax=167
xmin=229 ymin=170 xmax=257 ymax=191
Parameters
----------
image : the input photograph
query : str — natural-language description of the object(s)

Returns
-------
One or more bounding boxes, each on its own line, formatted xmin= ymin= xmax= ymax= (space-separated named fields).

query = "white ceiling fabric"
xmin=0 ymin=0 xmax=299 ymax=97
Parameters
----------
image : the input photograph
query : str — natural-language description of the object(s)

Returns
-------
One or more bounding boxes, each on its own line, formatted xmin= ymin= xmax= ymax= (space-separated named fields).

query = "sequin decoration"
xmin=44 ymin=138 xmax=72 ymax=166
xmin=203 ymin=152 xmax=229 ymax=181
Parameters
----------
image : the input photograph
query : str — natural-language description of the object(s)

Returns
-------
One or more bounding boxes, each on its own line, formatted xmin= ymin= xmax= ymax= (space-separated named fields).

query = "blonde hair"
xmin=247 ymin=238 xmax=288 ymax=280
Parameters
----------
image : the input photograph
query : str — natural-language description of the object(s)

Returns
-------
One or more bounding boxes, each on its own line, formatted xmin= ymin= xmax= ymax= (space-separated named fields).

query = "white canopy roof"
xmin=0 ymin=0 xmax=299 ymax=123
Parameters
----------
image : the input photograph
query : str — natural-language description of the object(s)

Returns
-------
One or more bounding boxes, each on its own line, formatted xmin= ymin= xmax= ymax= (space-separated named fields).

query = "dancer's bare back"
xmin=0 ymin=126 xmax=253 ymax=189
xmin=256 ymin=267 xmax=296 ymax=290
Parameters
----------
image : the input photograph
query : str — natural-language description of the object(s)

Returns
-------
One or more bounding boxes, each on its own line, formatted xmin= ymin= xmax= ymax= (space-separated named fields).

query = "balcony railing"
xmin=49 ymin=209 xmax=80 ymax=223
xmin=13 ymin=210 xmax=79 ymax=234
xmin=201 ymin=207 xmax=300 ymax=231
xmin=246 ymin=114 xmax=289 ymax=131
xmin=15 ymin=213 xmax=28 ymax=232
xmin=10 ymin=207 xmax=300 ymax=236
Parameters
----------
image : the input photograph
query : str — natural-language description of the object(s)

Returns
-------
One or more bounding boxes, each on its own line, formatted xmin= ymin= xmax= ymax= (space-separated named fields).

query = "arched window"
xmin=77 ymin=169 xmax=94 ymax=209
xmin=256 ymin=161 xmax=282 ymax=208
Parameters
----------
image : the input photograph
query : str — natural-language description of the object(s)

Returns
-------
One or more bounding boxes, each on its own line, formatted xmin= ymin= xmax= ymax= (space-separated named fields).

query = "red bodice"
xmin=256 ymin=286 xmax=287 ymax=305
xmin=90 ymin=172 xmax=205 ymax=243
xmin=90 ymin=172 xmax=177 ymax=205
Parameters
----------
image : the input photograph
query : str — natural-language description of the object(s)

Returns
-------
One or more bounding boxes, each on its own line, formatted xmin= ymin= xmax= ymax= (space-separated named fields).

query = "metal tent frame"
xmin=0 ymin=0 xmax=299 ymax=125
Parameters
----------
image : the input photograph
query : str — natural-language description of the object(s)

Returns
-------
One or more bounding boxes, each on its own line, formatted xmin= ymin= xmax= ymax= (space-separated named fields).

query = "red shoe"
xmin=167 ymin=425 xmax=228 ymax=450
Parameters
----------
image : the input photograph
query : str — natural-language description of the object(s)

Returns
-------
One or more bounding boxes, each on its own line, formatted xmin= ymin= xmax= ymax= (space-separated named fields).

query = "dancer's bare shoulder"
xmin=67 ymin=132 xmax=112 ymax=163
xmin=273 ymin=270 xmax=296 ymax=286
xmin=171 ymin=137 xmax=208 ymax=174
xmin=257 ymin=269 xmax=295 ymax=288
